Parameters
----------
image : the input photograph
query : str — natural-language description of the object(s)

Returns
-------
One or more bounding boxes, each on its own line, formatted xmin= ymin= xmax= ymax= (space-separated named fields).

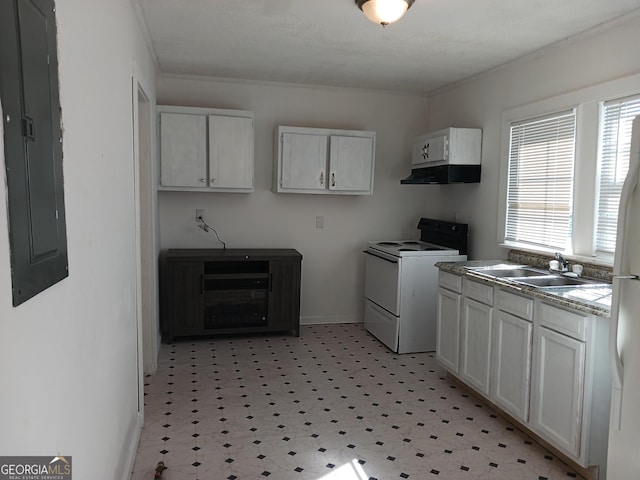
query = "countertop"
xmin=436 ymin=260 xmax=612 ymax=318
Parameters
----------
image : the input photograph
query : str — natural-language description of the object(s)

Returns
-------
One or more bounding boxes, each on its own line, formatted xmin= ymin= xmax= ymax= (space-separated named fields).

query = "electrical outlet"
xmin=315 ymin=215 xmax=324 ymax=229
xmin=196 ymin=209 xmax=204 ymax=222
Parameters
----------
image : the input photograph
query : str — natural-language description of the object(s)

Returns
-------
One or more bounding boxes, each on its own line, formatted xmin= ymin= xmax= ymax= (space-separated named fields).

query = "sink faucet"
xmin=554 ymin=252 xmax=569 ymax=272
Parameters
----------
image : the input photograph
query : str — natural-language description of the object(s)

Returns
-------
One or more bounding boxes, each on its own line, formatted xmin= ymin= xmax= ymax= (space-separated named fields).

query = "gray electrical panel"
xmin=0 ymin=0 xmax=68 ymax=306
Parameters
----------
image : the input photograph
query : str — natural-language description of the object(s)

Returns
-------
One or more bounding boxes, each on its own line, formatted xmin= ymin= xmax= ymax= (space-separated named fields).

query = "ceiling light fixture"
xmin=355 ymin=0 xmax=415 ymax=27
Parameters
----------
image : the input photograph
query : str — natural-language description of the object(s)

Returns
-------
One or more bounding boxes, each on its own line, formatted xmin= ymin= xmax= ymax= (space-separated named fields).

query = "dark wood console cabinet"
xmin=160 ymin=249 xmax=302 ymax=342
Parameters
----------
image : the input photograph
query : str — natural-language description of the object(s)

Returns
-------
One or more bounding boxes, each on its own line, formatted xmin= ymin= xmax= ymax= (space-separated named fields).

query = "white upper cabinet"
xmin=280 ymin=132 xmax=328 ymax=192
xmin=159 ymin=105 xmax=254 ymax=192
xmin=274 ymin=126 xmax=375 ymax=195
xmin=208 ymin=114 xmax=254 ymax=190
xmin=159 ymin=112 xmax=207 ymax=188
xmin=329 ymin=135 xmax=374 ymax=192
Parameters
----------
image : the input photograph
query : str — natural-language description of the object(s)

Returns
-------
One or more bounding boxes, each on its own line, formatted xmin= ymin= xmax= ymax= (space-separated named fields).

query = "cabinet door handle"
xmin=22 ymin=116 xmax=35 ymax=140
xmin=199 ymin=178 xmax=206 ymax=183
xmin=200 ymin=274 xmax=204 ymax=294
xmin=211 ymin=178 xmax=216 ymax=183
xmin=331 ymin=172 xmax=336 ymax=187
xmin=319 ymin=171 xmax=324 ymax=187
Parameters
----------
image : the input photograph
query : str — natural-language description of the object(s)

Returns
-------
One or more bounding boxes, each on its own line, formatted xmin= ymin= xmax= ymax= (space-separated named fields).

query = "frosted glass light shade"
xmin=357 ymin=0 xmax=414 ymax=26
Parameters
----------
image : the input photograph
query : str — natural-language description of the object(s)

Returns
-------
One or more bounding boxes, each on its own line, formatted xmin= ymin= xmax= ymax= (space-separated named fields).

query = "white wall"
xmin=157 ymin=76 xmax=430 ymax=324
xmin=426 ymin=13 xmax=640 ymax=260
xmin=0 ymin=1 xmax=156 ymax=479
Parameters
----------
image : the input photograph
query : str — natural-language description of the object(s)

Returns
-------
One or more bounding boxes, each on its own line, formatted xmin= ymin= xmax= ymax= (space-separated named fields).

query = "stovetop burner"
xmin=368 ymin=239 xmax=458 ymax=257
xmin=368 ymin=218 xmax=469 ymax=258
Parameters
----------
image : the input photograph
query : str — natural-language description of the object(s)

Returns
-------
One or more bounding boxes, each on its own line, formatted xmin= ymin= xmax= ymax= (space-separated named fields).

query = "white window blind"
xmin=595 ymin=95 xmax=640 ymax=254
xmin=506 ymin=110 xmax=577 ymax=251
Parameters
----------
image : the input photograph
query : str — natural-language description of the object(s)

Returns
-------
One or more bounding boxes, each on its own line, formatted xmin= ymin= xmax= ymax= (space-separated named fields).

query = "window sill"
xmin=498 ymin=242 xmax=614 ymax=268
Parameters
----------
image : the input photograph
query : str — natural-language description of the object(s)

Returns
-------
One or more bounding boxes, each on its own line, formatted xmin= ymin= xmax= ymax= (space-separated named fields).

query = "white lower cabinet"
xmin=530 ymin=323 xmax=585 ymax=457
xmin=491 ymin=289 xmax=533 ymax=422
xmin=458 ymin=278 xmax=494 ymax=396
xmin=436 ymin=268 xmax=612 ymax=476
xmin=460 ymin=296 xmax=493 ymax=395
xmin=492 ymin=310 xmax=533 ymax=421
xmin=436 ymin=286 xmax=461 ymax=373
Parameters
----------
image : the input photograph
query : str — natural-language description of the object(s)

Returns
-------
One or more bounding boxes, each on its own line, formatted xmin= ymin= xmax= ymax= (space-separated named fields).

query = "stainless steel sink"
xmin=517 ymin=276 xmax=595 ymax=287
xmin=469 ymin=265 xmax=610 ymax=289
xmin=480 ymin=267 xmax=547 ymax=278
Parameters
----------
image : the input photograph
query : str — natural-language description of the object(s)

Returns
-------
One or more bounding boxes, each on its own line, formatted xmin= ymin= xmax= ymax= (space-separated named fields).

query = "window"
xmin=498 ymin=72 xmax=640 ymax=263
xmin=595 ymin=95 xmax=640 ymax=254
xmin=505 ymin=110 xmax=577 ymax=252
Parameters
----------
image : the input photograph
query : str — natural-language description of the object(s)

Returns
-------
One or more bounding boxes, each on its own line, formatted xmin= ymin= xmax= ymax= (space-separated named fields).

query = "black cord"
xmin=197 ymin=219 xmax=226 ymax=250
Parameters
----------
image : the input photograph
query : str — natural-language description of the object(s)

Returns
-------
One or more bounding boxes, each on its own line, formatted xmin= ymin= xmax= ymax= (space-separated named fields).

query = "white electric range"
xmin=364 ymin=219 xmax=468 ymax=353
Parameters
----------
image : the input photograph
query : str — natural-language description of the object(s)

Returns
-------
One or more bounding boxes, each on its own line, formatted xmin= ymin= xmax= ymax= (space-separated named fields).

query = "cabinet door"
xmin=280 ymin=132 xmax=327 ymax=191
xmin=329 ymin=135 xmax=374 ymax=193
xmin=436 ymin=287 xmax=461 ymax=373
xmin=268 ymin=258 xmax=301 ymax=334
xmin=460 ymin=297 xmax=493 ymax=395
xmin=169 ymin=262 xmax=204 ymax=337
xmin=160 ymin=113 xmax=207 ymax=187
xmin=492 ymin=310 xmax=532 ymax=422
xmin=208 ymin=114 xmax=253 ymax=190
xmin=530 ymin=326 xmax=585 ymax=458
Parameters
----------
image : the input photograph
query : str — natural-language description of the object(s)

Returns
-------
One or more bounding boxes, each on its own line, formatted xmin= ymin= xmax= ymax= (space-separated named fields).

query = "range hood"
xmin=401 ymin=127 xmax=482 ymax=185
xmin=401 ymin=164 xmax=481 ymax=184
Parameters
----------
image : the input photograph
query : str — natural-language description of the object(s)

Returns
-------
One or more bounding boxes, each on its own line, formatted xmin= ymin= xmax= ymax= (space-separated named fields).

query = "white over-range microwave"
xmin=412 ymin=127 xmax=482 ymax=167
xmin=402 ymin=127 xmax=482 ymax=184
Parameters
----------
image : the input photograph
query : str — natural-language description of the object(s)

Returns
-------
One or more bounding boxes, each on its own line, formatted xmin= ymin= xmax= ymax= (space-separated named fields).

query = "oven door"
xmin=364 ymin=249 xmax=401 ymax=315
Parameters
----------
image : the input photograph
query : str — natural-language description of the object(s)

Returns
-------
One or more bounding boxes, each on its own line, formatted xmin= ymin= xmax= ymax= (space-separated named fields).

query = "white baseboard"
xmin=300 ymin=315 xmax=360 ymax=325
xmin=118 ymin=412 xmax=143 ymax=480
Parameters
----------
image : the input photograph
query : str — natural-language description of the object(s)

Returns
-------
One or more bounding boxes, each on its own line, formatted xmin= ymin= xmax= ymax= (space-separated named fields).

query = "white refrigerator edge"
xmin=607 ymin=115 xmax=640 ymax=479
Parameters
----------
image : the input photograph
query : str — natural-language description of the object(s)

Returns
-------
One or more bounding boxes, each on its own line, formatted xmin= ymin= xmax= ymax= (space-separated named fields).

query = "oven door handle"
xmin=363 ymin=250 xmax=399 ymax=264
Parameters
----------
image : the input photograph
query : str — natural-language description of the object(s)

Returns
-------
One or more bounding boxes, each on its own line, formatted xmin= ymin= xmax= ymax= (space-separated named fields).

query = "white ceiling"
xmin=135 ymin=0 xmax=640 ymax=95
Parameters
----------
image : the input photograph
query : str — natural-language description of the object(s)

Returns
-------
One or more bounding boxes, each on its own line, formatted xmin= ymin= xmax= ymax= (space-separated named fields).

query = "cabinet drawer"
xmin=439 ymin=271 xmax=462 ymax=293
xmin=463 ymin=278 xmax=493 ymax=306
xmin=496 ymin=289 xmax=533 ymax=321
xmin=538 ymin=302 xmax=588 ymax=341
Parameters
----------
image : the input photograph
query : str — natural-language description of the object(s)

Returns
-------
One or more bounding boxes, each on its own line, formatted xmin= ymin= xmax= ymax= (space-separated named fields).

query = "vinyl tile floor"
xmin=131 ymin=323 xmax=584 ymax=480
